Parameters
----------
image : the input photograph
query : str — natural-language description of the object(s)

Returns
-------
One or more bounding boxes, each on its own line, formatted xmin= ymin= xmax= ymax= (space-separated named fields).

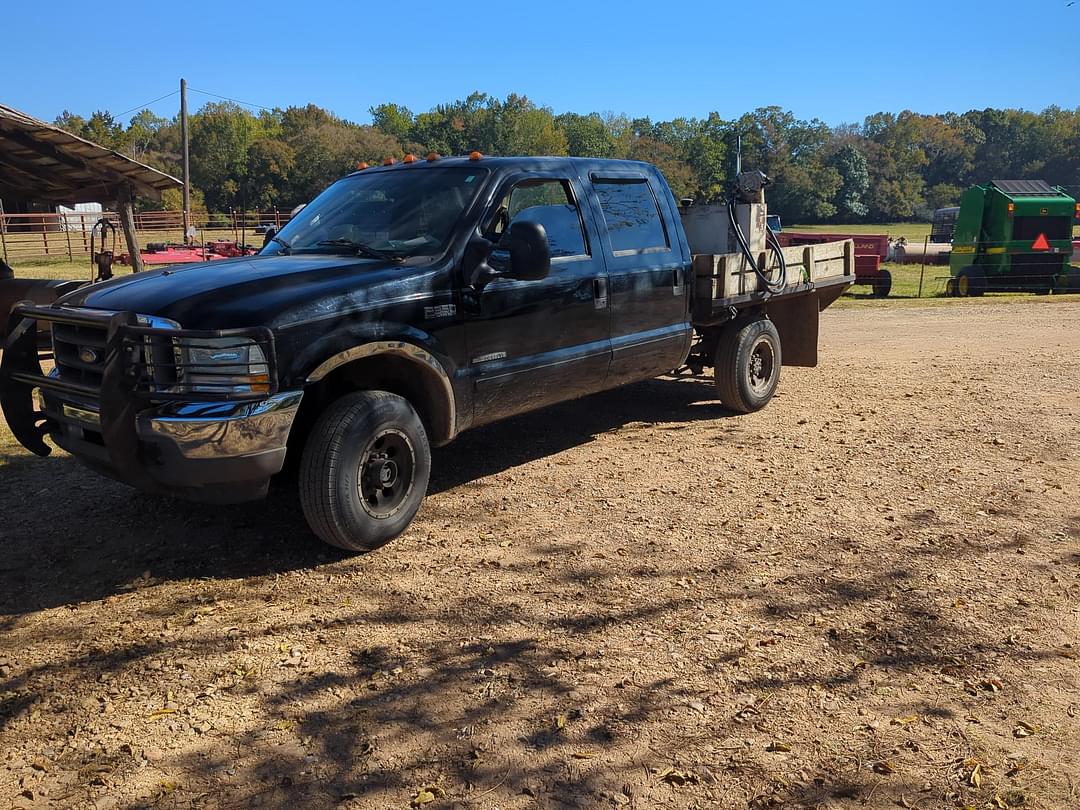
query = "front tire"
xmin=715 ymin=317 xmax=782 ymax=414
xmin=872 ymin=269 xmax=892 ymax=298
xmin=956 ymin=266 xmax=985 ymax=297
xmin=299 ymin=391 xmax=431 ymax=552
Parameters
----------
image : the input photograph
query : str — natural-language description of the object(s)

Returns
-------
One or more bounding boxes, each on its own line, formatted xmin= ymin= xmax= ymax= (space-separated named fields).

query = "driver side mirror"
xmin=501 ymin=220 xmax=550 ymax=281
xmin=469 ymin=220 xmax=551 ymax=288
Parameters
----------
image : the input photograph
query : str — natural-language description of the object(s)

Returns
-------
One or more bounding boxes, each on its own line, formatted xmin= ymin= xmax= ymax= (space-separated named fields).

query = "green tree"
xmin=827 ymin=144 xmax=870 ymax=218
xmin=370 ymin=103 xmax=414 ymax=143
xmin=557 ymin=112 xmax=616 ymax=158
xmin=189 ymin=102 xmax=263 ymax=210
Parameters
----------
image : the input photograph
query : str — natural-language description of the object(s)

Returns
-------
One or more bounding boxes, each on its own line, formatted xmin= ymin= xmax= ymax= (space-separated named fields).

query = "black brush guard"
xmin=0 ymin=303 xmax=278 ymax=471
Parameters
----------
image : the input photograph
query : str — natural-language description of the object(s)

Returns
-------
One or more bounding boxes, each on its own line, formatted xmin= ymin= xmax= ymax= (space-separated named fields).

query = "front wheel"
xmin=872 ymin=269 xmax=892 ymax=298
xmin=714 ymin=317 xmax=782 ymax=413
xmin=299 ymin=391 xmax=431 ymax=552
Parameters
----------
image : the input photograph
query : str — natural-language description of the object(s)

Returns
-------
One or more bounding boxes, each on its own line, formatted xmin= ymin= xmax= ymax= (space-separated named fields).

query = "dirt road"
xmin=2 ymin=299 xmax=1078 ymax=809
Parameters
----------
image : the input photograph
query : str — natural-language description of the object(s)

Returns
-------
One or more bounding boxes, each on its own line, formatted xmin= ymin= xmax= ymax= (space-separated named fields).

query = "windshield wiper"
xmin=314 ymin=238 xmax=404 ymax=263
xmin=270 ymin=235 xmax=292 ymax=255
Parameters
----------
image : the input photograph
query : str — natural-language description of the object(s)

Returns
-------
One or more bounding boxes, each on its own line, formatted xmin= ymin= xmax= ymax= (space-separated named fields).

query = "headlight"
xmin=179 ymin=337 xmax=271 ymax=395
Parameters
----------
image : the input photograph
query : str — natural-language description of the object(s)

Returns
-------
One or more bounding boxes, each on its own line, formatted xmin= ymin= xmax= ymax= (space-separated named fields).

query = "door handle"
xmin=672 ymin=267 xmax=685 ymax=295
xmin=593 ymin=277 xmax=608 ymax=309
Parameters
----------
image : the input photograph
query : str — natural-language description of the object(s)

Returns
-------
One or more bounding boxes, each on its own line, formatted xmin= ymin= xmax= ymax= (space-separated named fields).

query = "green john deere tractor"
xmin=945 ymin=180 xmax=1078 ymax=296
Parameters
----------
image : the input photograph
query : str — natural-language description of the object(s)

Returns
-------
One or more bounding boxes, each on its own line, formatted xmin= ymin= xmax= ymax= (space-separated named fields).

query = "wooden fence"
xmin=0 ymin=209 xmax=293 ymax=262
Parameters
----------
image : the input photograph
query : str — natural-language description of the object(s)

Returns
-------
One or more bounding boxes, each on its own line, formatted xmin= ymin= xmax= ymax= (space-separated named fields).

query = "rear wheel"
xmin=871 ymin=269 xmax=892 ymax=298
xmin=956 ymin=266 xmax=985 ymax=297
xmin=714 ymin=317 xmax=782 ymax=414
xmin=299 ymin=390 xmax=431 ymax=552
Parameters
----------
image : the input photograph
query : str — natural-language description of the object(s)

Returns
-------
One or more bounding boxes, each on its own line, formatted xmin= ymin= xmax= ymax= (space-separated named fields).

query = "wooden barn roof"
xmin=0 ymin=103 xmax=181 ymax=205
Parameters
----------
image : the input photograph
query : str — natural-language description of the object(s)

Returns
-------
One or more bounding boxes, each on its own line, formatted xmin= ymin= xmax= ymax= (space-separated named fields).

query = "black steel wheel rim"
xmin=357 ymin=428 xmax=416 ymax=519
xmin=747 ymin=337 xmax=775 ymax=394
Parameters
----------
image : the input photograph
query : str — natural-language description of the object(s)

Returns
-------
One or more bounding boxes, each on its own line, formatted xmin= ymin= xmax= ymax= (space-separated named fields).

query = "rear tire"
xmin=714 ymin=318 xmax=782 ymax=414
xmin=871 ymin=269 xmax=892 ymax=298
xmin=299 ymin=391 xmax=431 ymax=552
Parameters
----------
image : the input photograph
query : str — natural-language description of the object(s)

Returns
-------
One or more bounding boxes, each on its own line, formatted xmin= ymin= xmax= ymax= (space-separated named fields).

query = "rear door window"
xmin=593 ymin=178 xmax=669 ymax=255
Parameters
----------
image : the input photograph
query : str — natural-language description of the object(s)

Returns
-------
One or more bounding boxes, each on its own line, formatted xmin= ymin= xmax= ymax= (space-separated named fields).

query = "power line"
xmin=116 ymin=90 xmax=179 ymax=118
xmin=188 ymin=87 xmax=275 ymax=113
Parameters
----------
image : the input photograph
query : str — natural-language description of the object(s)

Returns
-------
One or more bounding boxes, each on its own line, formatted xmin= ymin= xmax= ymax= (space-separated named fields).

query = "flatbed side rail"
xmin=691 ymin=239 xmax=855 ymax=324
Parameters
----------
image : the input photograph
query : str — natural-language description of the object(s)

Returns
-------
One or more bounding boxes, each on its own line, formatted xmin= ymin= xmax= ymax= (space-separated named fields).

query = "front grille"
xmin=52 ymin=321 xmax=109 ymax=395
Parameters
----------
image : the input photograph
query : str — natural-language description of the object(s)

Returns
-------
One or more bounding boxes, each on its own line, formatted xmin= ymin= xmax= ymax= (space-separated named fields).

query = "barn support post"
xmin=117 ymin=185 xmax=144 ymax=273
xmin=0 ymin=198 xmax=8 ymax=262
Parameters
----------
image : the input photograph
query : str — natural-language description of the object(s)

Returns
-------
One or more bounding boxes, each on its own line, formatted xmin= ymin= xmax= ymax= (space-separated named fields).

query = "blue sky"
xmin=4 ymin=0 xmax=1078 ymax=127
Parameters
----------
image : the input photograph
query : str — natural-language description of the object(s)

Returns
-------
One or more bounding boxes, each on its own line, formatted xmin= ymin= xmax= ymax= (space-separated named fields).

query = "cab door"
xmin=580 ymin=166 xmax=691 ymax=386
xmin=463 ymin=173 xmax=611 ymax=425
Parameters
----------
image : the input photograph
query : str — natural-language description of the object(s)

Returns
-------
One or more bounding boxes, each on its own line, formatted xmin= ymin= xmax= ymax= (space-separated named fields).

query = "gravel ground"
xmin=1 ymin=299 xmax=1078 ymax=810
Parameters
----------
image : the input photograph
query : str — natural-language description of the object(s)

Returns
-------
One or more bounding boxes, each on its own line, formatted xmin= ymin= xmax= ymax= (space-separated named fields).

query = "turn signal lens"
xmin=1007 ymin=202 xmax=1014 ymax=215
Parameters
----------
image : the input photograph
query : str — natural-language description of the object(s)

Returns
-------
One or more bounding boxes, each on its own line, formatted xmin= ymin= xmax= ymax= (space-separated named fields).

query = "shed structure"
xmin=0 ymin=103 xmax=181 ymax=272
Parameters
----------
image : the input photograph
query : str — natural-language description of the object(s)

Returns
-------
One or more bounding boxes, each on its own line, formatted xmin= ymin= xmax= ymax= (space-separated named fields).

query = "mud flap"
xmin=765 ymin=294 xmax=819 ymax=368
xmin=0 ymin=308 xmax=52 ymax=456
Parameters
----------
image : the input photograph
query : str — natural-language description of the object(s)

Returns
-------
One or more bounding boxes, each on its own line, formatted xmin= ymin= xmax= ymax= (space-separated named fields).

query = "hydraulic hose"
xmin=727 ymin=193 xmax=787 ymax=295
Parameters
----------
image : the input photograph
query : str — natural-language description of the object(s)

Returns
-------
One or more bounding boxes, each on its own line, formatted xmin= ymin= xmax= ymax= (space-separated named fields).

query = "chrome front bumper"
xmin=137 ymin=391 xmax=303 ymax=460
xmin=44 ymin=390 xmax=303 ymax=503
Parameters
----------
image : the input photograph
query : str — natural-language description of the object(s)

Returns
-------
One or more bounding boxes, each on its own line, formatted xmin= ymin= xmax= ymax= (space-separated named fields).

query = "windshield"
xmin=262 ymin=166 xmax=488 ymax=259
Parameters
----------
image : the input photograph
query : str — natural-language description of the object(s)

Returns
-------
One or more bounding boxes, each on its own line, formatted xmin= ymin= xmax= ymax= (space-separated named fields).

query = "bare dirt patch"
xmin=1 ymin=300 xmax=1078 ymax=809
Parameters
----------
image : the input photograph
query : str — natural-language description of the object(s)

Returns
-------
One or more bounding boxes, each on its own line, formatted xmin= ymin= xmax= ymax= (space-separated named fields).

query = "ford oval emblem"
xmin=78 ymin=347 xmax=99 ymax=364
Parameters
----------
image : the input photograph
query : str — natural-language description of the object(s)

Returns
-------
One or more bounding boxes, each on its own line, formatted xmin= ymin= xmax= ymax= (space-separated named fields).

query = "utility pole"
xmin=180 ymin=77 xmax=191 ymax=245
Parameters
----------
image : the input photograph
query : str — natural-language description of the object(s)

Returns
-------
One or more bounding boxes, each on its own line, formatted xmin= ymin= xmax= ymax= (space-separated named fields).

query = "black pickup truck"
xmin=1 ymin=156 xmax=853 ymax=551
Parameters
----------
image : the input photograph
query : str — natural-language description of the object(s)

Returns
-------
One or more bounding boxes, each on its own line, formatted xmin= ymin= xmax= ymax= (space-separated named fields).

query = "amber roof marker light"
xmin=469 ymin=151 xmax=483 ymax=161
xmin=403 ymin=153 xmax=416 ymax=163
xmin=356 ymin=161 xmax=369 ymax=170
xmin=427 ymin=152 xmax=441 ymax=162
xmin=383 ymin=157 xmax=397 ymax=166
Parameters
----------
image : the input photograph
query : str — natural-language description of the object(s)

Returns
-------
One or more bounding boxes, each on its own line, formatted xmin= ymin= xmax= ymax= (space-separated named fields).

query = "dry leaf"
xmin=969 ymin=763 xmax=983 ymax=787
xmin=273 ymin=720 xmax=295 ymax=732
xmin=656 ymin=767 xmax=697 ymax=786
xmin=872 ymin=760 xmax=896 ymax=775
xmin=411 ymin=785 xmax=445 ymax=807
xmin=571 ymin=750 xmax=595 ymax=759
xmin=1013 ymin=720 xmax=1037 ymax=738
xmin=555 ymin=713 xmax=567 ymax=731
xmin=891 ymin=715 xmax=918 ymax=726
xmin=766 ymin=741 xmax=792 ymax=752
xmin=147 ymin=708 xmax=177 ymax=720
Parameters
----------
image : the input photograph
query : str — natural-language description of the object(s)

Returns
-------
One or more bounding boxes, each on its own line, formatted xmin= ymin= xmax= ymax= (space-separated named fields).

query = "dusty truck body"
xmin=1 ymin=156 xmax=853 ymax=552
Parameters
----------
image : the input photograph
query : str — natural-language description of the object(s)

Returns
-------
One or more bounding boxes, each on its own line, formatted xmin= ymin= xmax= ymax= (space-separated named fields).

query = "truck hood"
xmin=57 ymin=254 xmax=418 ymax=330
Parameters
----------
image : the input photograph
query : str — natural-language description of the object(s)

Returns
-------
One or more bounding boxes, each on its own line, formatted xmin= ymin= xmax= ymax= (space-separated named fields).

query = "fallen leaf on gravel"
xmin=996 ymin=789 xmax=1027 ymax=807
xmin=1013 ymin=721 xmax=1038 ymax=738
xmin=147 ymin=708 xmax=177 ymax=720
xmin=968 ymin=762 xmax=983 ymax=787
xmin=1056 ymin=647 xmax=1077 ymax=660
xmin=891 ymin=715 xmax=918 ymax=726
xmin=656 ymin=767 xmax=697 ymax=786
xmin=555 ymin=713 xmax=567 ymax=731
xmin=979 ymin=678 xmax=1003 ymax=693
xmin=765 ymin=741 xmax=792 ymax=752
xmin=411 ymin=785 xmax=445 ymax=806
xmin=872 ymin=760 xmax=896 ymax=775
xmin=571 ymin=750 xmax=595 ymax=759
xmin=273 ymin=720 xmax=295 ymax=732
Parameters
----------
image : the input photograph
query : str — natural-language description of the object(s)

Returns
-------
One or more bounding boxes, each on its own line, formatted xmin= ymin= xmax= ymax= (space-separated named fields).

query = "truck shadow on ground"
xmin=0 ymin=376 xmax=730 ymax=615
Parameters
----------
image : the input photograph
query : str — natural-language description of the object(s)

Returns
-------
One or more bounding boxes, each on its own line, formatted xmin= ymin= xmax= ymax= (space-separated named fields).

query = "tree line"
xmin=52 ymin=93 xmax=1080 ymax=223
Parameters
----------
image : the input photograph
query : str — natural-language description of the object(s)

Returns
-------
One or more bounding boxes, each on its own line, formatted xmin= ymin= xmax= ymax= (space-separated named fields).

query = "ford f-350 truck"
xmin=1 ymin=156 xmax=854 ymax=551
